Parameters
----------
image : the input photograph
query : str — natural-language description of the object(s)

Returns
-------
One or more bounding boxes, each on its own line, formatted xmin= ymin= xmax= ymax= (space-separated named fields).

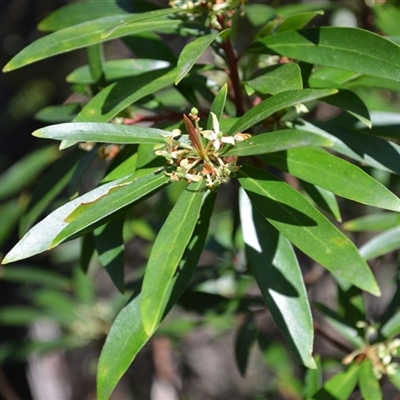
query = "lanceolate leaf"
xmin=3 ymin=15 xmax=181 ymax=72
xmin=313 ymin=363 xmax=360 ymax=400
xmin=234 ymin=314 xmax=258 ymax=376
xmin=343 ymin=212 xmax=400 ymax=232
xmin=261 ymin=148 xmax=400 ymax=212
xmin=238 ymin=165 xmax=380 ymax=296
xmin=227 ymin=88 xmax=337 ymax=135
xmin=97 ymin=191 xmax=216 ymax=400
xmin=240 ymin=189 xmax=315 ymax=368
xmin=315 ymin=303 xmax=364 ymax=349
xmin=207 ymin=83 xmax=228 ymax=130
xmin=175 ymin=30 xmax=228 ymax=85
xmin=359 ymin=360 xmax=382 ymax=400
xmin=253 ymin=27 xmax=400 ymax=82
xmin=322 ymin=90 xmax=371 ymax=128
xmin=0 ymin=146 xmax=60 ymax=202
xmin=94 ymin=216 xmax=125 ymax=293
xmin=74 ymin=68 xmax=176 ymax=123
xmin=293 ymin=120 xmax=400 ymax=175
xmin=300 ymin=181 xmax=341 ymax=222
xmin=223 ymin=129 xmax=332 ymax=157
xmin=359 ymin=226 xmax=400 ymax=261
xmin=52 ymin=171 xmax=170 ymax=247
xmin=37 ymin=0 xmax=132 ymax=31
xmin=66 ymin=59 xmax=171 ymax=84
xmin=277 ymin=11 xmax=324 ymax=33
xmin=33 ymin=123 xmax=172 ymax=144
xmin=1 ymin=172 xmax=167 ymax=264
xmin=245 ymin=63 xmax=303 ymax=96
xmin=140 ymin=181 xmax=206 ymax=335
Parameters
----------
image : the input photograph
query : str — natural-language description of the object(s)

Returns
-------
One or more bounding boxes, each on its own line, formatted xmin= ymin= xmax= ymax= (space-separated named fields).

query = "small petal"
xmin=202 ymin=130 xmax=217 ymax=141
xmin=221 ymin=136 xmax=235 ymax=145
xmin=210 ymin=112 xmax=220 ymax=134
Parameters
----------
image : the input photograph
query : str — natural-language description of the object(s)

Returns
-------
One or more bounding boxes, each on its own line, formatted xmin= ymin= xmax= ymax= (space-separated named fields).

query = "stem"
xmin=221 ymin=38 xmax=245 ymax=117
xmin=216 ymin=13 xmax=245 ymax=117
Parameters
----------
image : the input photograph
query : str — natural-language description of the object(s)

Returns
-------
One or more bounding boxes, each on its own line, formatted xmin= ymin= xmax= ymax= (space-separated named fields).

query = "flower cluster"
xmin=169 ymin=0 xmax=245 ymax=29
xmin=155 ymin=109 xmax=250 ymax=189
xmin=343 ymin=321 xmax=400 ymax=379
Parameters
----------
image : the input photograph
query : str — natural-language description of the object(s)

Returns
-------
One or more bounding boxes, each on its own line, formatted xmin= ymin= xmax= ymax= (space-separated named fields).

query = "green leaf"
xmin=261 ymin=148 xmax=400 ymax=212
xmin=0 ymin=307 xmax=44 ymax=326
xmin=359 ymin=360 xmax=382 ymax=400
xmin=0 ymin=175 xmax=145 ymax=263
xmin=3 ymin=13 xmax=181 ymax=72
xmin=245 ymin=4 xmax=276 ymax=27
xmin=240 ymin=189 xmax=315 ymax=368
xmin=300 ymin=181 xmax=341 ymax=222
xmin=343 ymin=212 xmax=400 ymax=232
xmin=234 ymin=314 xmax=258 ymax=376
xmin=140 ymin=181 xmax=205 ymax=335
xmin=227 ymin=88 xmax=337 ymax=135
xmin=345 ymin=75 xmax=400 ymax=92
xmin=66 ymin=59 xmax=170 ymax=84
xmin=322 ymin=90 xmax=371 ymax=128
xmin=37 ymin=0 xmax=131 ymax=31
xmin=309 ymin=66 xmax=360 ymax=88
xmin=337 ymin=284 xmax=365 ymax=327
xmin=175 ymin=30 xmax=228 ymax=85
xmin=388 ymin=368 xmax=400 ymax=391
xmin=0 ymin=146 xmax=59 ymax=202
xmin=87 ymin=43 xmax=105 ymax=85
xmin=73 ymin=67 xmax=176 ymax=124
xmin=245 ymin=64 xmax=303 ymax=95
xmin=94 ymin=216 xmax=125 ymax=293
xmin=373 ymin=3 xmax=400 ymax=36
xmin=359 ymin=226 xmax=400 ymax=261
xmin=33 ymin=122 xmax=172 ymax=144
xmin=238 ymin=165 xmax=380 ymax=296
xmin=0 ymin=200 xmax=25 ymax=249
xmin=252 ymin=27 xmax=400 ymax=82
xmin=207 ymin=83 xmax=228 ymax=130
xmin=293 ymin=120 xmax=400 ymax=175
xmin=0 ymin=266 xmax=69 ymax=289
xmin=72 ymin=265 xmax=96 ymax=304
xmin=315 ymin=303 xmax=364 ymax=349
xmin=303 ymin=355 xmax=322 ymax=398
xmin=19 ymin=149 xmax=82 ymax=234
xmin=52 ymin=171 xmax=170 ymax=248
xmin=380 ymin=309 xmax=400 ymax=339
xmin=100 ymin=8 xmax=178 ymax=38
xmin=277 ymin=11 xmax=324 ymax=33
xmin=97 ymin=191 xmax=215 ymax=400
xmin=277 ymin=2 xmax=335 ymax=18
xmin=34 ymin=104 xmax=80 ymax=123
xmin=313 ymin=363 xmax=360 ymax=400
xmin=223 ymin=129 xmax=332 ymax=157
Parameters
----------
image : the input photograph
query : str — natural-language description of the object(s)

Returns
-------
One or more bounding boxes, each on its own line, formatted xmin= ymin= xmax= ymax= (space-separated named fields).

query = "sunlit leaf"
xmin=227 ymin=88 xmax=337 ymax=135
xmin=240 ymin=189 xmax=315 ymax=368
xmin=253 ymin=27 xmax=400 ymax=82
xmin=313 ymin=363 xmax=360 ymax=400
xmin=359 ymin=360 xmax=382 ymax=400
xmin=140 ymin=181 xmax=205 ymax=335
xmin=238 ymin=165 xmax=380 ymax=296
xmin=3 ymin=13 xmax=181 ymax=72
xmin=245 ymin=63 xmax=303 ymax=95
xmin=175 ymin=30 xmax=228 ymax=84
xmin=359 ymin=226 xmax=400 ymax=260
xmin=97 ymin=191 xmax=215 ymax=400
xmin=223 ymin=129 xmax=331 ymax=157
xmin=261 ymin=148 xmax=400 ymax=211
xmin=33 ymin=122 xmax=172 ymax=144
